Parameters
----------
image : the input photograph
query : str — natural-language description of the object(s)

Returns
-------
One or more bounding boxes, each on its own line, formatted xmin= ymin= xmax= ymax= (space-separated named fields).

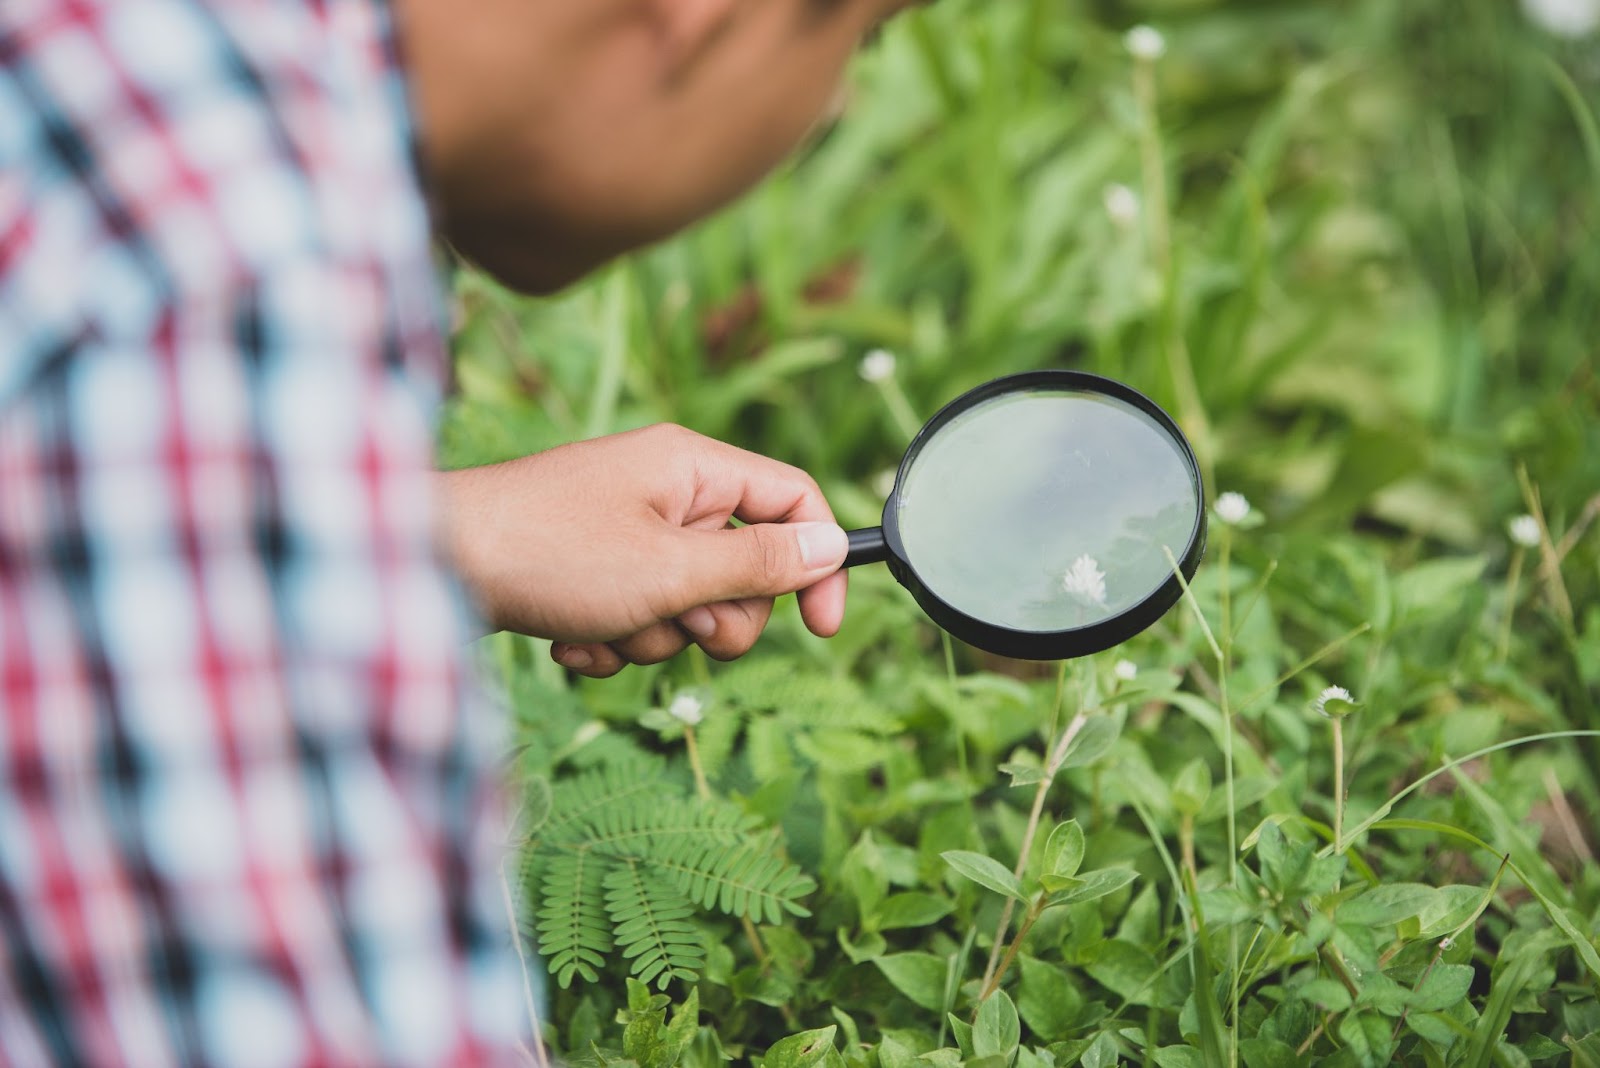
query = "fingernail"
xmin=555 ymin=646 xmax=592 ymax=670
xmin=796 ymin=522 xmax=848 ymax=569
xmin=679 ymin=606 xmax=717 ymax=638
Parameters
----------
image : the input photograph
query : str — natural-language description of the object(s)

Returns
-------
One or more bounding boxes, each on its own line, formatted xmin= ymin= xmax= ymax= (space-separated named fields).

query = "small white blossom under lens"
xmin=858 ymin=349 xmax=896 ymax=384
xmin=1125 ymin=25 xmax=1167 ymax=60
xmin=1114 ymin=659 xmax=1138 ymax=681
xmin=1312 ymin=685 xmax=1354 ymax=719
xmin=1063 ymin=554 xmax=1108 ymax=608
xmin=1102 ymin=184 xmax=1139 ymax=227
xmin=668 ymin=694 xmax=704 ymax=727
xmin=1214 ymin=491 xmax=1251 ymax=526
xmin=1507 ymin=514 xmax=1541 ymax=549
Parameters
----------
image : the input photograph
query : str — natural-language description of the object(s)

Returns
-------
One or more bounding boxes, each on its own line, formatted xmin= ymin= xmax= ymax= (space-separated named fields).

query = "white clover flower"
xmin=1113 ymin=659 xmax=1138 ymax=682
xmin=1102 ymin=184 xmax=1140 ymax=228
xmin=1507 ymin=514 xmax=1541 ymax=549
xmin=1311 ymin=685 xmax=1354 ymax=720
xmin=1125 ymin=25 xmax=1167 ymax=61
xmin=1062 ymin=554 xmax=1108 ymax=607
xmin=667 ymin=693 xmax=704 ymax=727
xmin=1214 ymin=491 xmax=1251 ymax=526
xmin=1521 ymin=0 xmax=1600 ymax=37
xmin=858 ymin=348 xmax=897 ymax=384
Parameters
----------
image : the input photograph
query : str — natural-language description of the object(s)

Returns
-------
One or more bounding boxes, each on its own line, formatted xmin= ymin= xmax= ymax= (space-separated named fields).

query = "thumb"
xmin=670 ymin=521 xmax=849 ymax=608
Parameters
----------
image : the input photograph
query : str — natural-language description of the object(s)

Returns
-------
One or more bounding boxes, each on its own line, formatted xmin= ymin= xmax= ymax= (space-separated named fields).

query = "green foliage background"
xmin=443 ymin=0 xmax=1600 ymax=1064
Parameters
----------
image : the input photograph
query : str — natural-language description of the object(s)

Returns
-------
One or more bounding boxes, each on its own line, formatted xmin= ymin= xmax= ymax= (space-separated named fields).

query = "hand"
xmin=437 ymin=423 xmax=849 ymax=677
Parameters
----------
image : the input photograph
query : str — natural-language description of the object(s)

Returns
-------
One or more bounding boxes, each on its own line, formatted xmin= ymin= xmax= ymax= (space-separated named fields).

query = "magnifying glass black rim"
xmin=878 ymin=369 xmax=1207 ymax=661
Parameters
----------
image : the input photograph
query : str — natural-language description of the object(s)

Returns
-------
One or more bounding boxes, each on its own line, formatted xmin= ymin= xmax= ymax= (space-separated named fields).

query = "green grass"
xmin=443 ymin=1 xmax=1600 ymax=1064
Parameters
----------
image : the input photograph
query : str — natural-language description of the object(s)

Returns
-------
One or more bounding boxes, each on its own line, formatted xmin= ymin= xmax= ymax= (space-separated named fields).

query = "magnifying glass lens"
xmin=896 ymin=389 xmax=1200 ymax=633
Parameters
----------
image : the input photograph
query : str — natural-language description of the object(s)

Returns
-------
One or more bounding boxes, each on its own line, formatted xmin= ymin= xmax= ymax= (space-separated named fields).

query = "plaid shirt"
xmin=0 ymin=1 xmax=527 ymax=1064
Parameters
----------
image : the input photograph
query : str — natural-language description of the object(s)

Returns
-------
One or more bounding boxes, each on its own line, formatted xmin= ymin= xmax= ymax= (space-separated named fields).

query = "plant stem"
xmin=978 ymin=666 xmax=1080 ymax=997
xmin=684 ymin=725 xmax=711 ymax=801
xmin=1496 ymin=547 xmax=1523 ymax=664
xmin=979 ymin=899 xmax=1044 ymax=1002
xmin=1179 ymin=814 xmax=1198 ymax=893
xmin=877 ymin=378 xmax=923 ymax=443
xmin=1332 ymin=717 xmax=1345 ymax=861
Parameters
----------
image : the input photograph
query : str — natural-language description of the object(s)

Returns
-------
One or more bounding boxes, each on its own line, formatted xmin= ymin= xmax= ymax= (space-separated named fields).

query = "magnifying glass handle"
xmin=843 ymin=527 xmax=887 ymax=568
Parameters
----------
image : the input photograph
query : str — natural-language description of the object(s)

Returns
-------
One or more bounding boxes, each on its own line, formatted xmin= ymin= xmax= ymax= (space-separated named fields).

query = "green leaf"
xmin=763 ymin=1027 xmax=838 ymax=1068
xmin=1404 ymin=1011 xmax=1458 ymax=1051
xmin=1336 ymin=1012 xmax=1393 ymax=1067
xmin=1393 ymin=555 xmax=1486 ymax=618
xmin=973 ymin=991 xmax=1021 ymax=1060
xmin=873 ymin=893 xmax=954 ymax=931
xmin=1338 ymin=884 xmax=1438 ymax=928
xmin=999 ymin=763 xmax=1046 ymax=787
xmin=1079 ymin=1033 xmax=1119 ymax=1068
xmin=1059 ymin=717 xmax=1120 ymax=770
xmin=1238 ymin=1039 xmax=1299 ymax=1068
xmin=1084 ymin=940 xmax=1160 ymax=1007
xmin=1044 ymin=868 xmax=1138 ymax=909
xmin=1171 ymin=760 xmax=1212 ymax=818
xmin=1038 ymin=873 xmax=1084 ymax=895
xmin=875 ymin=953 xmax=949 ymax=1011
xmin=946 ymin=1015 xmax=974 ymax=1060
xmin=1042 ymin=820 xmax=1086 ymax=880
xmin=942 ymin=851 xmax=1026 ymax=902
xmin=1410 ymin=963 xmax=1474 ymax=1013
xmin=1153 ymin=1049 xmax=1204 ymax=1068
xmin=1354 ymin=972 xmax=1410 ymax=1016
xmin=1017 ymin=956 xmax=1082 ymax=1041
xmin=843 ymin=832 xmax=889 ymax=922
xmin=658 ymin=988 xmax=700 ymax=1068
xmin=838 ymin=927 xmax=886 ymax=964
xmin=1405 ymin=885 xmax=1491 ymax=940
xmin=877 ymin=1036 xmax=918 ymax=1068
xmin=1255 ymin=823 xmax=1312 ymax=899
xmin=1521 ymin=1035 xmax=1569 ymax=1063
xmin=1296 ymin=977 xmax=1352 ymax=1013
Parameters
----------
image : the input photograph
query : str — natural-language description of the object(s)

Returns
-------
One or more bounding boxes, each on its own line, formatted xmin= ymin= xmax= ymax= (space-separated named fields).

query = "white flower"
xmin=667 ymin=693 xmax=704 ymax=727
xmin=1311 ymin=685 xmax=1354 ymax=719
xmin=1507 ymin=514 xmax=1541 ymax=549
xmin=1102 ymin=184 xmax=1140 ymax=228
xmin=1062 ymin=554 xmax=1108 ymax=607
xmin=1521 ymin=0 xmax=1600 ymax=37
xmin=858 ymin=348 xmax=896 ymax=384
xmin=1113 ymin=659 xmax=1138 ymax=681
xmin=1214 ymin=491 xmax=1251 ymax=526
xmin=1125 ymin=25 xmax=1167 ymax=61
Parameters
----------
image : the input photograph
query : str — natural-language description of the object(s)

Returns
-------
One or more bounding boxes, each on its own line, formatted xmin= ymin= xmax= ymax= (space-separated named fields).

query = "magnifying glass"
xmin=843 ymin=370 xmax=1206 ymax=660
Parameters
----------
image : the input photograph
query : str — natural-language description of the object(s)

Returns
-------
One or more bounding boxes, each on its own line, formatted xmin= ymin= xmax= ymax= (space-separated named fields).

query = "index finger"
xmin=682 ymin=435 xmax=850 ymax=636
xmin=681 ymin=434 xmax=838 ymax=529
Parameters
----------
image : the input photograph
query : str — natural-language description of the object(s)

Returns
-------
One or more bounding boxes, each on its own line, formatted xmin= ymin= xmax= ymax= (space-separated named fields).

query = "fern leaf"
xmin=603 ymin=860 xmax=705 ymax=990
xmin=582 ymin=796 xmax=755 ymax=859
xmin=540 ymin=757 xmax=670 ymax=846
xmin=651 ymin=839 xmax=817 ymax=924
xmin=535 ymin=851 xmax=613 ymax=988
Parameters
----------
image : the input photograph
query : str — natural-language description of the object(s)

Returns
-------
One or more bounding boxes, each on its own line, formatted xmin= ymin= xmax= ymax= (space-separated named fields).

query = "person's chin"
xmin=444 ymin=230 xmax=604 ymax=296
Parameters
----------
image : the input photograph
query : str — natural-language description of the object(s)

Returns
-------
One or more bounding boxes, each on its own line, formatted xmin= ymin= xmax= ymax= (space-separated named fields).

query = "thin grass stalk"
xmin=978 ymin=662 xmax=1075 ymax=997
